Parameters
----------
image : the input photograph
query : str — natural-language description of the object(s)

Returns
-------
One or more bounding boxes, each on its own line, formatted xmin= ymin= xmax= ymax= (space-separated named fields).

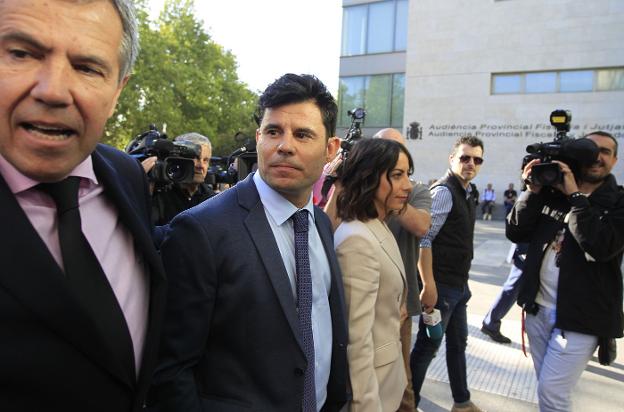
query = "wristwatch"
xmin=568 ymin=191 xmax=587 ymax=205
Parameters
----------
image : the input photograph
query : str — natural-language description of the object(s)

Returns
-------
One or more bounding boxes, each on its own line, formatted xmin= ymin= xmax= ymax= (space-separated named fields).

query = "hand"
xmin=522 ymin=158 xmax=543 ymax=194
xmin=141 ymin=156 xmax=157 ymax=174
xmin=400 ymin=304 xmax=408 ymax=322
xmin=323 ymin=148 xmax=344 ymax=177
xmin=551 ymin=160 xmax=579 ymax=196
xmin=420 ymin=283 xmax=438 ymax=313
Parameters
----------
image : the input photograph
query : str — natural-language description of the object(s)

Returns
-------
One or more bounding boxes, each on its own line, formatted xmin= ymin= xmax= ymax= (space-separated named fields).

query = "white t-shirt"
xmin=536 ymin=229 xmax=565 ymax=309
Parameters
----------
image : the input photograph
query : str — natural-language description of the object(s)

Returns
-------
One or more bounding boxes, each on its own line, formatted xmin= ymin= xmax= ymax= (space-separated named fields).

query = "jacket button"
xmin=294 ymin=367 xmax=304 ymax=376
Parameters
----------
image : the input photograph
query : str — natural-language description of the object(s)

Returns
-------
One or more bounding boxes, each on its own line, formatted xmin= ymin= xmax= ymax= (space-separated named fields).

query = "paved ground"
xmin=415 ymin=220 xmax=624 ymax=412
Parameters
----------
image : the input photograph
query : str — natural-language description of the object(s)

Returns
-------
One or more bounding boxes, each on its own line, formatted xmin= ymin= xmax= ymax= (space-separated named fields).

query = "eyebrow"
xmin=294 ymin=127 xmax=318 ymax=137
xmin=0 ymin=31 xmax=51 ymax=53
xmin=1 ymin=30 xmax=113 ymax=76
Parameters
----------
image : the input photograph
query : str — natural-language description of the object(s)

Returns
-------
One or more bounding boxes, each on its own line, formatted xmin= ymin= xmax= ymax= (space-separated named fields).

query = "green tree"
xmin=105 ymin=0 xmax=258 ymax=155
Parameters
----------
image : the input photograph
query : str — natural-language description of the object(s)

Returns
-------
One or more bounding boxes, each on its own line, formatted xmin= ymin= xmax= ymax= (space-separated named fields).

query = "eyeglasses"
xmin=458 ymin=155 xmax=484 ymax=165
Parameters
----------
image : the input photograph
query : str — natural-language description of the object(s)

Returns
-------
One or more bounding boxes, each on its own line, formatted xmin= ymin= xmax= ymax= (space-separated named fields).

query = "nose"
xmin=277 ymin=132 xmax=295 ymax=155
xmin=30 ymin=60 xmax=73 ymax=107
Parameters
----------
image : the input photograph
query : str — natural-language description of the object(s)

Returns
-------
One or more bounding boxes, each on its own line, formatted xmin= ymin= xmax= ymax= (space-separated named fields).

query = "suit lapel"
xmin=91 ymin=148 xmax=167 ymax=394
xmin=367 ymin=219 xmax=407 ymax=287
xmin=0 ymin=172 xmax=134 ymax=389
xmin=237 ymin=175 xmax=303 ymax=351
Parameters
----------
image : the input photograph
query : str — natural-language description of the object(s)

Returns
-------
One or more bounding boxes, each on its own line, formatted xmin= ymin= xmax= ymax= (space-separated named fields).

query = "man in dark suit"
xmin=0 ymin=1 xmax=166 ymax=411
xmin=149 ymin=74 xmax=349 ymax=411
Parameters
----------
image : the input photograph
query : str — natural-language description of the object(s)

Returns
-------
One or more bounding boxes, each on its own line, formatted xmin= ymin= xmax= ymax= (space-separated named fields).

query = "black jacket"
xmin=151 ymin=182 xmax=215 ymax=225
xmin=507 ymin=174 xmax=624 ymax=338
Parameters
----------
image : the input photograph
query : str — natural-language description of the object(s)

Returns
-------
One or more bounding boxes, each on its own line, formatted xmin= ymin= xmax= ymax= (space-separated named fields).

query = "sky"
xmin=148 ymin=0 xmax=343 ymax=95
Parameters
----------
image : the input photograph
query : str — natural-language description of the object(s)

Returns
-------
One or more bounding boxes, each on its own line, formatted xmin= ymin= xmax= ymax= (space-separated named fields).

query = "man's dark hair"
xmin=337 ymin=138 xmax=414 ymax=221
xmin=254 ymin=73 xmax=338 ymax=138
xmin=584 ymin=130 xmax=618 ymax=158
xmin=451 ymin=135 xmax=484 ymax=155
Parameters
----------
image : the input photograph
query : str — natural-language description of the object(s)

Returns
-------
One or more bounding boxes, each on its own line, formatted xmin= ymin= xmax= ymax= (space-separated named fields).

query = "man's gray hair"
xmin=110 ymin=0 xmax=139 ymax=81
xmin=175 ymin=132 xmax=212 ymax=150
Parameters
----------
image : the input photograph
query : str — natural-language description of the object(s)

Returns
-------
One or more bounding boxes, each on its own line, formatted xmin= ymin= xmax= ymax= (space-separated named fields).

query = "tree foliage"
xmin=104 ymin=0 xmax=258 ymax=155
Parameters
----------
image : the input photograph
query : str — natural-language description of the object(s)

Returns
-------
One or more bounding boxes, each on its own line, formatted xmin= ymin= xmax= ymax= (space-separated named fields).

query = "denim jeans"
xmin=482 ymin=264 xmax=523 ymax=333
xmin=526 ymin=305 xmax=598 ymax=412
xmin=410 ymin=282 xmax=472 ymax=406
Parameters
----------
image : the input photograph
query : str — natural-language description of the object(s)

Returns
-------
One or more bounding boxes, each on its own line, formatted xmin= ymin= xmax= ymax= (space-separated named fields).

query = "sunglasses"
xmin=458 ymin=155 xmax=484 ymax=165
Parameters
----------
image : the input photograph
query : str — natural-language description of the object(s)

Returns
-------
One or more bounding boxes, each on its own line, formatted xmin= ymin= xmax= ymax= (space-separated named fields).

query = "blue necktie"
xmin=292 ymin=210 xmax=316 ymax=412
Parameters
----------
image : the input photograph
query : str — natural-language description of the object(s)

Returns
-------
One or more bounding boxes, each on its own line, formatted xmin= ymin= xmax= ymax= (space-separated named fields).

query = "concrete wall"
xmin=402 ymin=0 xmax=624 ymax=191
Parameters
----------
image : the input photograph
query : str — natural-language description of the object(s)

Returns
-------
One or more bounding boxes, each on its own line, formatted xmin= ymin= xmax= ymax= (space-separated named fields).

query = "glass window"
xmin=596 ymin=68 xmax=624 ymax=91
xmin=493 ymin=74 xmax=522 ymax=94
xmin=367 ymin=2 xmax=394 ymax=54
xmin=338 ymin=77 xmax=366 ymax=127
xmin=341 ymin=5 xmax=367 ymax=56
xmin=559 ymin=70 xmax=593 ymax=92
xmin=525 ymin=72 xmax=556 ymax=93
xmin=365 ymin=75 xmax=392 ymax=126
xmin=394 ymin=0 xmax=408 ymax=51
xmin=391 ymin=74 xmax=405 ymax=127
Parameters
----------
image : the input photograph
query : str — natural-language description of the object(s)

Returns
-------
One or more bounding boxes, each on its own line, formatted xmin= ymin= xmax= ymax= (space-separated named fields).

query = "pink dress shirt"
xmin=0 ymin=154 xmax=149 ymax=375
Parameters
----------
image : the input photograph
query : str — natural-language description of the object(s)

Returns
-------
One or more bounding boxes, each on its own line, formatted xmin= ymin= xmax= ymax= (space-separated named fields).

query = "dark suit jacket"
xmin=150 ymin=173 xmax=349 ymax=412
xmin=0 ymin=144 xmax=167 ymax=412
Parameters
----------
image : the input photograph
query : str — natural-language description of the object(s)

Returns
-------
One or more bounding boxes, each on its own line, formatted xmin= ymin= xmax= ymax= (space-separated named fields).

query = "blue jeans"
xmin=482 ymin=264 xmax=523 ymax=333
xmin=410 ymin=282 xmax=472 ymax=407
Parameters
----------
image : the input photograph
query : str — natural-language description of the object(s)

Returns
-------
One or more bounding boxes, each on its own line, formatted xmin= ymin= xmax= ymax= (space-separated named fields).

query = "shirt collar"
xmin=0 ymin=153 xmax=99 ymax=195
xmin=253 ymin=172 xmax=315 ymax=226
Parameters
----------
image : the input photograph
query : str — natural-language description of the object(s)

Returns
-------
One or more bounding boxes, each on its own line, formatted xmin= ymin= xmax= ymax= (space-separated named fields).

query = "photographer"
xmin=507 ymin=131 xmax=623 ymax=411
xmin=143 ymin=133 xmax=215 ymax=225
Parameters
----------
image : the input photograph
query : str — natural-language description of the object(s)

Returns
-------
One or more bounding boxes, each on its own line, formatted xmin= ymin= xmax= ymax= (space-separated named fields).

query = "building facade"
xmin=339 ymin=0 xmax=624 ymax=192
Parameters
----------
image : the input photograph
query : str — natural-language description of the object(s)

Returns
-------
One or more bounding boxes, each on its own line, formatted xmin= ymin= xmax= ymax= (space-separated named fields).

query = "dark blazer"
xmin=0 ymin=144 xmax=167 ymax=412
xmin=149 ymin=173 xmax=349 ymax=412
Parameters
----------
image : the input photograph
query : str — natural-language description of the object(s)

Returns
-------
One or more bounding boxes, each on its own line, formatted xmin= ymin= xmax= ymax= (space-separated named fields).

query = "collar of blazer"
xmin=365 ymin=218 xmax=407 ymax=287
xmin=236 ymin=173 xmax=306 ymax=353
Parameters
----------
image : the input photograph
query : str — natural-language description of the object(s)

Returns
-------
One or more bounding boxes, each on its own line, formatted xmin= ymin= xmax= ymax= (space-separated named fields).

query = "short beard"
xmin=581 ymin=171 xmax=606 ymax=184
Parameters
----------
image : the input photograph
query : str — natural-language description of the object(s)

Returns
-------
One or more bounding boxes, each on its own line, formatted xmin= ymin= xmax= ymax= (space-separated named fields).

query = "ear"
xmin=255 ymin=128 xmax=261 ymax=143
xmin=107 ymin=75 xmax=130 ymax=118
xmin=326 ymin=136 xmax=340 ymax=162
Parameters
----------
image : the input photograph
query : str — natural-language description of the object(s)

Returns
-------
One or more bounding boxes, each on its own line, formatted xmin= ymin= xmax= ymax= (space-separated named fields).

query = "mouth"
xmin=271 ymin=163 xmax=300 ymax=171
xmin=21 ymin=122 xmax=77 ymax=141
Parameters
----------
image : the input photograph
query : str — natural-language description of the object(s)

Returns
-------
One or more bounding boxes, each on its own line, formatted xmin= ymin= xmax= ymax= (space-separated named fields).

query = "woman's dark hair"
xmin=337 ymin=138 xmax=413 ymax=221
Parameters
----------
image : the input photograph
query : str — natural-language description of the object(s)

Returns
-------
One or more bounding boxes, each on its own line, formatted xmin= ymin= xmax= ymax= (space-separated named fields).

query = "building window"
xmin=338 ymin=73 xmax=405 ymax=128
xmin=492 ymin=74 xmax=521 ymax=94
xmin=341 ymin=0 xmax=408 ymax=56
xmin=492 ymin=68 xmax=624 ymax=94
xmin=596 ymin=69 xmax=624 ymax=91
xmin=525 ymin=72 xmax=556 ymax=93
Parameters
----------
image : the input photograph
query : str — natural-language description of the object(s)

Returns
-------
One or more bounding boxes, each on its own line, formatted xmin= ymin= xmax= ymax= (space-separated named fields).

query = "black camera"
xmin=525 ymin=110 xmax=598 ymax=186
xmin=206 ymin=135 xmax=257 ymax=188
xmin=341 ymin=108 xmax=366 ymax=154
xmin=125 ymin=125 xmax=201 ymax=186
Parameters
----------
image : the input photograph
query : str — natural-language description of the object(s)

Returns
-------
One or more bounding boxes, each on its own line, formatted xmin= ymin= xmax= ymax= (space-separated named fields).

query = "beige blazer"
xmin=334 ymin=218 xmax=407 ymax=412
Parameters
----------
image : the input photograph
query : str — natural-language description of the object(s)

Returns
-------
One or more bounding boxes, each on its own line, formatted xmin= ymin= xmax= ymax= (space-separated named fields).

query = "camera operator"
xmin=143 ymin=133 xmax=215 ymax=225
xmin=507 ymin=131 xmax=623 ymax=411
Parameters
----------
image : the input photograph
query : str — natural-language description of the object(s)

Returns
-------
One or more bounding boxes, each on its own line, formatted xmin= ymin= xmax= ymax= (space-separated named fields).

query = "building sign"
xmin=426 ymin=123 xmax=624 ymax=139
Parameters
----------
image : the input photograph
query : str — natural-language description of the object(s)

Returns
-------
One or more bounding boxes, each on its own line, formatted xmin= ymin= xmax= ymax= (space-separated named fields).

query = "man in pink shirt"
xmin=0 ymin=1 xmax=166 ymax=411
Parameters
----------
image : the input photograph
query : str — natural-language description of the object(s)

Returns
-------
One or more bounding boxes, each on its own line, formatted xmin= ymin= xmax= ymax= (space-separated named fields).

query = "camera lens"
xmin=166 ymin=163 xmax=185 ymax=182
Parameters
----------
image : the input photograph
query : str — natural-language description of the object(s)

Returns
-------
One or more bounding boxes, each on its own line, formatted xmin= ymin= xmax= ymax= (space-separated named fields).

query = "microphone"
xmin=230 ymin=141 xmax=256 ymax=157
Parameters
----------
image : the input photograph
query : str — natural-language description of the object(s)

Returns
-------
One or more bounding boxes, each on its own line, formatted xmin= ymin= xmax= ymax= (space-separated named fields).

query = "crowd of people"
xmin=0 ymin=1 xmax=622 ymax=412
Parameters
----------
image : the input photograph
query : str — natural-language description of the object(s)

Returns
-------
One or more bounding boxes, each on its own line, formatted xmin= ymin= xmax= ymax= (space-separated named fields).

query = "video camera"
xmin=206 ymin=134 xmax=257 ymax=187
xmin=318 ymin=108 xmax=367 ymax=202
xmin=125 ymin=125 xmax=201 ymax=186
xmin=340 ymin=108 xmax=366 ymax=155
xmin=525 ymin=110 xmax=598 ymax=186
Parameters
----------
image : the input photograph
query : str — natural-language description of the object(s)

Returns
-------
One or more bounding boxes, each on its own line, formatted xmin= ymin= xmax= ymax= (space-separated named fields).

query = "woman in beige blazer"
xmin=334 ymin=139 xmax=414 ymax=412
